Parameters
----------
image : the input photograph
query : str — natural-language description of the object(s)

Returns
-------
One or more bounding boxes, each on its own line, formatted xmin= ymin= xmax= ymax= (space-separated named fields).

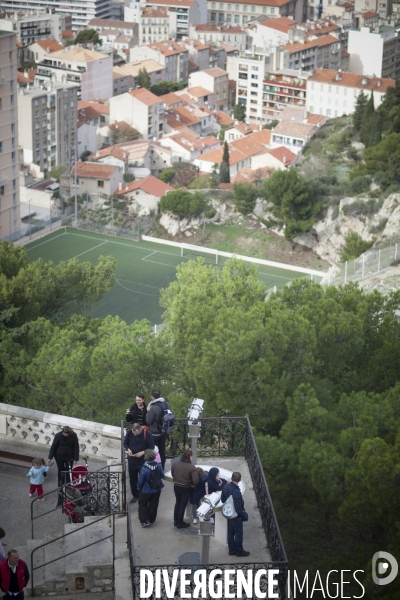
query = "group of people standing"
xmin=124 ymin=391 xmax=250 ymax=556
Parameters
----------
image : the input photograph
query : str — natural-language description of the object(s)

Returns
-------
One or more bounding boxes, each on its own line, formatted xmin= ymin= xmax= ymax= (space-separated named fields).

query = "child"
xmin=190 ymin=468 xmax=208 ymax=525
xmin=153 ymin=445 xmax=161 ymax=464
xmin=207 ymin=467 xmax=228 ymax=494
xmin=27 ymin=458 xmax=51 ymax=501
xmin=0 ymin=528 xmax=6 ymax=562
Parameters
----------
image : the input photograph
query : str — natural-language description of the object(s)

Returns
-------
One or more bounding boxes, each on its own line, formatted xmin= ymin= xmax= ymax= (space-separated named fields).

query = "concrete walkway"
xmin=129 ymin=457 xmax=272 ymax=567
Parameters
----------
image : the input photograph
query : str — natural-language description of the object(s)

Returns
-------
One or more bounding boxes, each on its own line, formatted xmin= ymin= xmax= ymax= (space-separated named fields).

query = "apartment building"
xmin=281 ymin=34 xmax=342 ymax=71
xmin=306 ymin=68 xmax=395 ymax=118
xmin=147 ymin=0 xmax=207 ymax=37
xmin=0 ymin=0 xmax=113 ymax=31
xmin=207 ymin=0 xmax=304 ymax=26
xmin=262 ymin=69 xmax=310 ymax=120
xmin=0 ymin=30 xmax=20 ymax=241
xmin=348 ymin=26 xmax=400 ymax=80
xmin=26 ymin=38 xmax=63 ymax=64
xmin=189 ymin=23 xmax=246 ymax=50
xmin=0 ymin=10 xmax=69 ymax=46
xmin=177 ymin=39 xmax=210 ymax=71
xmin=354 ymin=0 xmax=392 ymax=18
xmin=227 ymin=55 xmax=264 ymax=122
xmin=35 ymin=46 xmax=113 ymax=101
xmin=130 ymin=41 xmax=189 ymax=82
xmin=88 ymin=18 xmax=137 ymax=35
xmin=139 ymin=6 xmax=171 ymax=45
xmin=18 ymin=80 xmax=78 ymax=172
xmin=189 ymin=67 xmax=229 ymax=111
xmin=112 ymin=59 xmax=165 ymax=95
xmin=109 ymin=87 xmax=164 ymax=139
xmin=72 ymin=162 xmax=123 ymax=197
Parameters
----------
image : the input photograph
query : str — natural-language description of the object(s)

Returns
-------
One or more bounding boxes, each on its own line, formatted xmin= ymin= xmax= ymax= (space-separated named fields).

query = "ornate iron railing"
xmin=124 ymin=415 xmax=288 ymax=599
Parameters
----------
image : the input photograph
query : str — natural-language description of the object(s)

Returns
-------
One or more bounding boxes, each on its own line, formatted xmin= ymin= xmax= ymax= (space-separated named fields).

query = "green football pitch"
xmin=25 ymin=228 xmax=315 ymax=325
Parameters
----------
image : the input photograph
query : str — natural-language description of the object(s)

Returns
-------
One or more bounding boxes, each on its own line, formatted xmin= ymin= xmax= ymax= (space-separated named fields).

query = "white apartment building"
xmin=88 ymin=18 xmax=137 ymax=35
xmin=207 ymin=0 xmax=304 ymax=26
xmin=0 ymin=0 xmax=113 ymax=31
xmin=130 ymin=41 xmax=189 ymax=82
xmin=226 ymin=55 xmax=264 ymax=123
xmin=354 ymin=0 xmax=392 ymax=18
xmin=109 ymin=88 xmax=164 ymax=139
xmin=0 ymin=29 xmax=20 ymax=241
xmin=189 ymin=67 xmax=229 ymax=111
xmin=189 ymin=23 xmax=246 ymax=50
xmin=348 ymin=26 xmax=400 ymax=80
xmin=139 ymin=6 xmax=171 ymax=45
xmin=0 ymin=10 xmax=69 ymax=46
xmin=17 ymin=81 xmax=78 ymax=172
xmin=177 ymin=39 xmax=210 ymax=71
xmin=306 ymin=68 xmax=395 ymax=118
xmin=35 ymin=46 xmax=113 ymax=101
xmin=147 ymin=0 xmax=207 ymax=36
xmin=249 ymin=16 xmax=299 ymax=49
xmin=281 ymin=34 xmax=342 ymax=72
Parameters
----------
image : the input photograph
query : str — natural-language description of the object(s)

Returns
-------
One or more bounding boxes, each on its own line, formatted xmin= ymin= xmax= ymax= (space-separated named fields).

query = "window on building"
xmin=242 ymin=15 xmax=247 ymax=22
xmin=243 ymin=5 xmax=247 ymax=10
xmin=219 ymin=2 xmax=223 ymax=7
xmin=97 ymin=180 xmax=104 ymax=188
xmin=227 ymin=2 xmax=232 ymax=7
xmin=251 ymin=5 xmax=255 ymax=11
xmin=219 ymin=12 xmax=224 ymax=21
xmin=212 ymin=2 xmax=216 ymax=7
xmin=0 ymin=186 xmax=4 ymax=195
xmin=227 ymin=13 xmax=232 ymax=21
xmin=0 ymin=142 xmax=2 ymax=153
xmin=235 ymin=14 xmax=240 ymax=22
xmin=263 ymin=6 xmax=267 ymax=12
xmin=211 ymin=12 xmax=216 ymax=21
xmin=271 ymin=7 xmax=275 ymax=14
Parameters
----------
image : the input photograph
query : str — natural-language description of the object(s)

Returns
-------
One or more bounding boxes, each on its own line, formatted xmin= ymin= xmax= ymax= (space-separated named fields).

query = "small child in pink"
xmin=153 ymin=445 xmax=161 ymax=464
xmin=27 ymin=458 xmax=51 ymax=500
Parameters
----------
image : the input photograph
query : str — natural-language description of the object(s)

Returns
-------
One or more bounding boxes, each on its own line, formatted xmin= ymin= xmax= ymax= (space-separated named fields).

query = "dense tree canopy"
xmin=262 ymin=169 xmax=319 ymax=241
xmin=159 ymin=190 xmax=207 ymax=220
xmin=1 ymin=241 xmax=400 ymax=599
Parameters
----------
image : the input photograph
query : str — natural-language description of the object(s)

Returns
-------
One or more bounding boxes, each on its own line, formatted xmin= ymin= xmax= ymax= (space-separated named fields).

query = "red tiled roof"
xmin=78 ymin=100 xmax=110 ymax=115
xmin=17 ymin=69 xmax=36 ymax=85
xmin=283 ymin=34 xmax=339 ymax=53
xmin=259 ymin=17 xmax=297 ymax=33
xmin=71 ymin=162 xmax=118 ymax=179
xmin=308 ymin=68 xmax=395 ymax=93
xmin=213 ymin=0 xmax=290 ymax=4
xmin=159 ymin=92 xmax=183 ymax=105
xmin=165 ymin=106 xmax=200 ymax=129
xmin=193 ymin=23 xmax=245 ymax=33
xmin=129 ymin=88 xmax=162 ymax=106
xmin=33 ymin=39 xmax=64 ymax=52
xmin=264 ymin=146 xmax=296 ymax=165
xmin=362 ymin=10 xmax=378 ymax=18
xmin=115 ymin=175 xmax=173 ymax=197
xmin=232 ymin=166 xmax=272 ymax=183
xmin=62 ymin=30 xmax=75 ymax=39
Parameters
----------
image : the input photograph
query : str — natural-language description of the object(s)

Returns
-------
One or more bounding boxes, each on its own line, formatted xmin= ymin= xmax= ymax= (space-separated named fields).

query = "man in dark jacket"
xmin=125 ymin=393 xmax=147 ymax=427
xmin=221 ymin=472 xmax=250 ymax=557
xmin=0 ymin=549 xmax=30 ymax=600
xmin=137 ymin=449 xmax=164 ymax=527
xmin=146 ymin=389 xmax=169 ymax=469
xmin=48 ymin=426 xmax=79 ymax=487
xmin=124 ymin=423 xmax=155 ymax=504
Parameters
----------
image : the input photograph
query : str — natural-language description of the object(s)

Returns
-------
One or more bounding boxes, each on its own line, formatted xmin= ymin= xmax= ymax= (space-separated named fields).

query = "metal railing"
xmin=30 ymin=513 xmax=119 ymax=597
xmin=125 ymin=415 xmax=288 ymax=599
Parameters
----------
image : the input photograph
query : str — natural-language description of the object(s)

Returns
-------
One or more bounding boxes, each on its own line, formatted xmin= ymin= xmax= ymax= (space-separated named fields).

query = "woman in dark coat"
xmin=48 ymin=426 xmax=79 ymax=487
xmin=190 ymin=467 xmax=208 ymax=524
xmin=208 ymin=467 xmax=228 ymax=494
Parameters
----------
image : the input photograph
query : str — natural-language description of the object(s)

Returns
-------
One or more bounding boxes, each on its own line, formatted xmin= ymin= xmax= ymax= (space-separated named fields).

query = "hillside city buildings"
xmin=1 ymin=0 xmax=400 ymax=241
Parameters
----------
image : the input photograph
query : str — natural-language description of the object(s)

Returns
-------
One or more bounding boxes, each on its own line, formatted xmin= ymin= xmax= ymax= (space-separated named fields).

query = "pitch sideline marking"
xmin=25 ymin=232 xmax=66 ymax=252
xmin=142 ymin=251 xmax=157 ymax=260
xmin=116 ymin=279 xmax=159 ymax=296
xmin=71 ymin=241 xmax=108 ymax=260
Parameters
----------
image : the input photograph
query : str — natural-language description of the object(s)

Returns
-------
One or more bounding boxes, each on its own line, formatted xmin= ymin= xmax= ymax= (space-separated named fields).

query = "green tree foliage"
xmin=49 ymin=165 xmax=68 ymax=182
xmin=219 ymin=141 xmax=230 ymax=183
xmin=233 ymin=103 xmax=245 ymax=122
xmin=159 ymin=189 xmax=207 ymax=219
xmin=262 ymin=119 xmax=279 ymax=130
xmin=73 ymin=29 xmax=102 ymax=46
xmin=137 ymin=67 xmax=151 ymax=89
xmin=262 ymin=169 xmax=319 ymax=241
xmin=149 ymin=81 xmax=186 ymax=96
xmin=363 ymin=132 xmax=400 ymax=188
xmin=170 ymin=162 xmax=198 ymax=187
xmin=232 ymin=182 xmax=258 ymax=214
xmin=159 ymin=169 xmax=175 ymax=183
xmin=339 ymin=230 xmax=374 ymax=261
xmin=0 ymin=242 xmax=116 ymax=328
xmin=353 ymin=91 xmax=368 ymax=132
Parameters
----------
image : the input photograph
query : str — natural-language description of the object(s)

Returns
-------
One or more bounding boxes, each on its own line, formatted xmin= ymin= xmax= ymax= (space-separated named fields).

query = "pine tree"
xmin=365 ymin=111 xmax=382 ymax=148
xmin=220 ymin=141 xmax=231 ymax=183
xmin=353 ymin=91 xmax=368 ymax=132
xmin=137 ymin=68 xmax=151 ymax=90
xmin=233 ymin=103 xmax=246 ymax=122
xmin=360 ymin=93 xmax=375 ymax=145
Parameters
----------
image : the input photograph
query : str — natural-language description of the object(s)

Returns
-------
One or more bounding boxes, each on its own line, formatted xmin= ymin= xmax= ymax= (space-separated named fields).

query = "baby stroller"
xmin=62 ymin=459 xmax=97 ymax=523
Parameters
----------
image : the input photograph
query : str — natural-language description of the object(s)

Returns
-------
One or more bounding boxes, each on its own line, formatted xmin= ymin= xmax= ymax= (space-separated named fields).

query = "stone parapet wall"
xmin=0 ymin=403 xmax=121 ymax=461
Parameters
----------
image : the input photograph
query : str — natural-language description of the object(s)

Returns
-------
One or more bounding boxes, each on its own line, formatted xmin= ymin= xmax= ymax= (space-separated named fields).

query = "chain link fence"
xmin=325 ymin=237 xmax=400 ymax=285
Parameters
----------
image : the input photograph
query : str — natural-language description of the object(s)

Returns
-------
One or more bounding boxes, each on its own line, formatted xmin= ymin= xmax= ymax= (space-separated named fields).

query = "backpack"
xmin=222 ymin=494 xmax=238 ymax=519
xmin=148 ymin=462 xmax=162 ymax=490
xmin=158 ymin=402 xmax=175 ymax=435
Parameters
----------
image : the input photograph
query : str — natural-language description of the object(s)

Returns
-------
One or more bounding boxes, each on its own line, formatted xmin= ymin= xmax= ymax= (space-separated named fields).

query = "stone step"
xmin=64 ymin=523 xmax=87 ymax=574
xmin=114 ymin=513 xmax=127 ymax=561
xmin=27 ymin=538 xmax=46 ymax=588
xmin=44 ymin=530 xmax=67 ymax=582
xmin=84 ymin=518 xmax=113 ymax=568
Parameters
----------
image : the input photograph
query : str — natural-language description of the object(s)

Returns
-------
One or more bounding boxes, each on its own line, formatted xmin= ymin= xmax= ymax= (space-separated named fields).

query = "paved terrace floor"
xmin=0 ymin=441 xmax=272 ymax=596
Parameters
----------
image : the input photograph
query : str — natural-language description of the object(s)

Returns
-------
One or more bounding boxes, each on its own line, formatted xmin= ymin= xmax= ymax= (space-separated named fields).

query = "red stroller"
xmin=62 ymin=459 xmax=96 ymax=523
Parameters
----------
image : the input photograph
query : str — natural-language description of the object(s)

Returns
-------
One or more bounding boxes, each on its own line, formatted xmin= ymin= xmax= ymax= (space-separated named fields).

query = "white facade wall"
xmin=306 ymin=80 xmax=388 ymax=118
xmin=126 ymin=190 xmax=160 ymax=215
xmin=109 ymin=93 xmax=135 ymax=126
xmin=251 ymin=152 xmax=287 ymax=170
xmin=78 ymin=122 xmax=98 ymax=154
xmin=81 ymin=56 xmax=113 ymax=102
xmin=77 ymin=166 xmax=123 ymax=196
xmin=348 ymin=28 xmax=384 ymax=77
xmin=250 ymin=23 xmax=292 ymax=50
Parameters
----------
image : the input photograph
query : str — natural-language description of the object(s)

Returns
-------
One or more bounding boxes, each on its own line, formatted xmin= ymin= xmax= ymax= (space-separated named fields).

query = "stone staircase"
xmin=15 ymin=513 xmax=131 ymax=599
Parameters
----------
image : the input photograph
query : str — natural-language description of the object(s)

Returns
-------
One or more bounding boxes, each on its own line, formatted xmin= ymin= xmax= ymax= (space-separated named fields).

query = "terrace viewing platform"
xmin=0 ymin=403 xmax=287 ymax=599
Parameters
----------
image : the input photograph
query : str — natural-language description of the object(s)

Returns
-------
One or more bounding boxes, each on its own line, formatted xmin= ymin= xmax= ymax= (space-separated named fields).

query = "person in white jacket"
xmin=26 ymin=458 xmax=51 ymax=501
